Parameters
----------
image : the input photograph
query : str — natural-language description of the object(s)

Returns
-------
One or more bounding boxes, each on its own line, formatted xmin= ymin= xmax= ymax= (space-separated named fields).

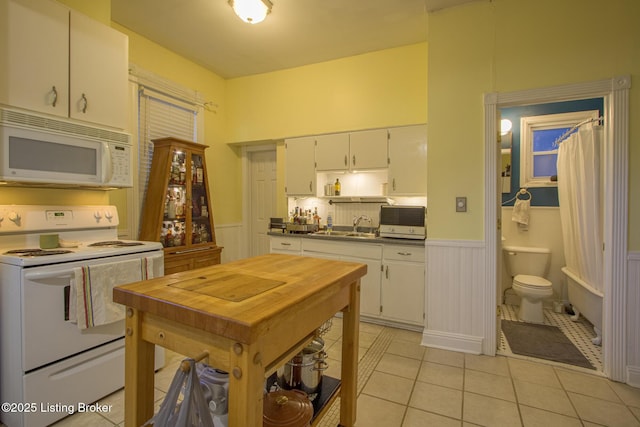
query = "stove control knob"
xmin=104 ymin=210 xmax=113 ymax=221
xmin=94 ymin=211 xmax=103 ymax=221
xmin=8 ymin=211 xmax=20 ymax=225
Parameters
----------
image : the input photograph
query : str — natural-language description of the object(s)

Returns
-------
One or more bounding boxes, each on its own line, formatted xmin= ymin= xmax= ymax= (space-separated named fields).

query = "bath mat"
xmin=501 ymin=320 xmax=594 ymax=369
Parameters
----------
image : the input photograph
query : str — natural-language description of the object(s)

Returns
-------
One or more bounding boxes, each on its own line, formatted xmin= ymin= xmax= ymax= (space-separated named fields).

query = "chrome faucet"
xmin=353 ymin=215 xmax=371 ymax=232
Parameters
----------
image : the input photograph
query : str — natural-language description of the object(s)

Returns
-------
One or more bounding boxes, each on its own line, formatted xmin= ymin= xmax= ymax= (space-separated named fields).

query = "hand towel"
xmin=512 ymin=198 xmax=531 ymax=226
xmin=70 ymin=257 xmax=154 ymax=329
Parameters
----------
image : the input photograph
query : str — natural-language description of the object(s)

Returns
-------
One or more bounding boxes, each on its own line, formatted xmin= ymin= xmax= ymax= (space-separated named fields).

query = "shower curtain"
xmin=557 ymin=126 xmax=604 ymax=292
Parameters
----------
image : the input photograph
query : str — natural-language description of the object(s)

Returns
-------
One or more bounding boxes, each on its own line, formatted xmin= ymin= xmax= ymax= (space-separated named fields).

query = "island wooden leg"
xmin=228 ymin=341 xmax=265 ymax=426
xmin=124 ymin=308 xmax=155 ymax=427
xmin=340 ymin=279 xmax=361 ymax=427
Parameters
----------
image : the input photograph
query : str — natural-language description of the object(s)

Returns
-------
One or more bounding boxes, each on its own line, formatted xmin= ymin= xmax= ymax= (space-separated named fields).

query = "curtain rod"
xmin=554 ymin=116 xmax=603 ymax=146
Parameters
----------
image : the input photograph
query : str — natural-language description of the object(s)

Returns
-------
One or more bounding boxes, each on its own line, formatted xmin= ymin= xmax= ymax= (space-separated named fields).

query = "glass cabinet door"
xmin=190 ymin=152 xmax=212 ymax=244
xmin=161 ymin=149 xmax=187 ymax=248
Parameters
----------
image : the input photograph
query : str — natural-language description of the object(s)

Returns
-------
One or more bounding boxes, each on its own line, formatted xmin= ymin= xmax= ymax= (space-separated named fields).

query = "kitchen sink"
xmin=311 ymin=230 xmax=377 ymax=239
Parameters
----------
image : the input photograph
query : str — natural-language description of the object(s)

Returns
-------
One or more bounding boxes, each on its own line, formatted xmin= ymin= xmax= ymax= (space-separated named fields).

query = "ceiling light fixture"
xmin=229 ymin=0 xmax=273 ymax=24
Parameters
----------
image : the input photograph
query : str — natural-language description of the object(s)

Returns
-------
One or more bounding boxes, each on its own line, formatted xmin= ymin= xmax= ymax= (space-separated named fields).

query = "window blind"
xmin=138 ymin=87 xmax=198 ymax=225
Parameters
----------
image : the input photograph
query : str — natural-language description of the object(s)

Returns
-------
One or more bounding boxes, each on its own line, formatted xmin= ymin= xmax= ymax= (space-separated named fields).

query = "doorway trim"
xmin=484 ymin=76 xmax=630 ymax=381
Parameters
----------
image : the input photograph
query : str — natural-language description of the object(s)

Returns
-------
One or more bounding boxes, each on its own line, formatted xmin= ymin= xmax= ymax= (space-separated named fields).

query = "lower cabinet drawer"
xmin=382 ymin=245 xmax=425 ymax=263
xmin=164 ymin=246 xmax=222 ymax=275
xmin=270 ymin=236 xmax=302 ymax=253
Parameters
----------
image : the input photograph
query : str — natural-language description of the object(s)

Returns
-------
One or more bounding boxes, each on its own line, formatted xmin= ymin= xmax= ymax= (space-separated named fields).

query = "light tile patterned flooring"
xmin=13 ymin=317 xmax=640 ymax=427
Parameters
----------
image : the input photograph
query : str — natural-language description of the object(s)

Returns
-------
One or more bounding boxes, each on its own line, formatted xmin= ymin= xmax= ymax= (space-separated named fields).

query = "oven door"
xmin=21 ymin=251 xmax=163 ymax=371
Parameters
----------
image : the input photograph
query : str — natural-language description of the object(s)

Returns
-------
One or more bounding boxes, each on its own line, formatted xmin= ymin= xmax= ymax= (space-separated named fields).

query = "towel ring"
xmin=516 ymin=188 xmax=532 ymax=201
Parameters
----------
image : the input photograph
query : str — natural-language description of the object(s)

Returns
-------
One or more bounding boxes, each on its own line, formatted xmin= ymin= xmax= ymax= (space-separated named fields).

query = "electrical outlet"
xmin=456 ymin=197 xmax=467 ymax=212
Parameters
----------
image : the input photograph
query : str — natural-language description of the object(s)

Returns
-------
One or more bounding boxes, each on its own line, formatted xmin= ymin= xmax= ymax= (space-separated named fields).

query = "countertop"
xmin=268 ymin=229 xmax=426 ymax=247
xmin=113 ymin=253 xmax=367 ymax=343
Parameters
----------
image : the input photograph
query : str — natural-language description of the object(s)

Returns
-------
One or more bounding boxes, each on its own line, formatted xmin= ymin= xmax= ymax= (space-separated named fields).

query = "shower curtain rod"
xmin=554 ymin=116 xmax=604 ymax=146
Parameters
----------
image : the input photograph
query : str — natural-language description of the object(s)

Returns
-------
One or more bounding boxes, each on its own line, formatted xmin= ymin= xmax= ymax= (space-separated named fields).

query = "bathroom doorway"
xmin=483 ymin=77 xmax=630 ymax=381
xmin=497 ymin=99 xmax=604 ymax=371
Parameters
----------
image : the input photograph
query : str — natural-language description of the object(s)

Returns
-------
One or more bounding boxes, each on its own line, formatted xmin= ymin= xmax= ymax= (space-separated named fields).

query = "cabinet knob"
xmin=344 ymin=155 xmax=348 ymax=166
xmin=352 ymin=155 xmax=356 ymax=166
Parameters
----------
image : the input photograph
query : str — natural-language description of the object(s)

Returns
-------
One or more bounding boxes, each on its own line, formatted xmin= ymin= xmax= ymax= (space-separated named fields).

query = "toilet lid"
xmin=514 ymin=274 xmax=552 ymax=288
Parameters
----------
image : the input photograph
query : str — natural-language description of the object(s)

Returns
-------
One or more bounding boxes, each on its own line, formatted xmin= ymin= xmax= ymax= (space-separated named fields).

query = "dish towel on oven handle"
xmin=69 ymin=257 xmax=154 ymax=329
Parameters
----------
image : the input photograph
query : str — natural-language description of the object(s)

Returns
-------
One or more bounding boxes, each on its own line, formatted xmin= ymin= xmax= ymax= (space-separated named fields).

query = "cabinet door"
xmin=285 ymin=137 xmax=316 ymax=195
xmin=382 ymin=260 xmax=425 ymax=325
xmin=69 ymin=10 xmax=128 ymax=129
xmin=345 ymin=255 xmax=382 ymax=318
xmin=349 ymin=129 xmax=388 ymax=170
xmin=190 ymin=151 xmax=214 ymax=245
xmin=270 ymin=236 xmax=302 ymax=255
xmin=388 ymin=125 xmax=427 ymax=195
xmin=315 ymin=133 xmax=349 ymax=171
xmin=0 ymin=0 xmax=69 ymax=117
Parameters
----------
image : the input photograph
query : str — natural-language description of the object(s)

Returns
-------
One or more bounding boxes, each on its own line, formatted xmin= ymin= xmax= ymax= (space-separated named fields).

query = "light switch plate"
xmin=456 ymin=197 xmax=467 ymax=212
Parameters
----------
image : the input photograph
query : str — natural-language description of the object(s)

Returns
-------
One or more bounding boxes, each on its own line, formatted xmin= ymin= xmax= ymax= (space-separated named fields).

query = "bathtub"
xmin=561 ymin=266 xmax=603 ymax=345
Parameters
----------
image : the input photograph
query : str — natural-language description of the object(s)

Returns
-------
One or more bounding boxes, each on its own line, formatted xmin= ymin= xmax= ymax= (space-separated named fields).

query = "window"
xmin=520 ymin=110 xmax=599 ymax=188
xmin=138 ymin=88 xmax=199 ymax=215
xmin=126 ymin=65 xmax=206 ymax=238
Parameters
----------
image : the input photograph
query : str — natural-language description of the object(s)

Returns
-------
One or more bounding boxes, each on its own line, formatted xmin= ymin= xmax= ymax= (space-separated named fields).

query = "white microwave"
xmin=0 ymin=108 xmax=132 ymax=188
xmin=379 ymin=205 xmax=426 ymax=239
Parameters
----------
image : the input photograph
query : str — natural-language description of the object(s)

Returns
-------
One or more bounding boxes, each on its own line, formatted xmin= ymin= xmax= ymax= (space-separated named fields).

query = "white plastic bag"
xmin=146 ymin=359 xmax=215 ymax=427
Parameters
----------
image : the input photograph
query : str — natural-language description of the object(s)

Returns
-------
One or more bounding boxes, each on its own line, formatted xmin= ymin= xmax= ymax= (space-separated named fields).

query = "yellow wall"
xmin=427 ymin=0 xmax=640 ymax=249
xmin=226 ymin=43 xmax=427 ymax=143
xmin=110 ymin=23 xmax=240 ymax=224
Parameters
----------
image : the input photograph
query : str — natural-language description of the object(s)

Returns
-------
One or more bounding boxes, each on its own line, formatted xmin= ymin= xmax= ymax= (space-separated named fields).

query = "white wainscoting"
xmin=214 ymin=223 xmax=244 ymax=263
xmin=628 ymin=251 xmax=640 ymax=388
xmin=423 ymin=239 xmax=486 ymax=354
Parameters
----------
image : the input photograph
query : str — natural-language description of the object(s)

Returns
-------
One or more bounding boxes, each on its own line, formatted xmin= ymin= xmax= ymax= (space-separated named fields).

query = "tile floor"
xmin=8 ymin=317 xmax=640 ymax=427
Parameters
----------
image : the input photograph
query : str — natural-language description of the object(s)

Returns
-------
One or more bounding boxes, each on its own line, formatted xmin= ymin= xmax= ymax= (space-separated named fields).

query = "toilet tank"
xmin=502 ymin=245 xmax=551 ymax=278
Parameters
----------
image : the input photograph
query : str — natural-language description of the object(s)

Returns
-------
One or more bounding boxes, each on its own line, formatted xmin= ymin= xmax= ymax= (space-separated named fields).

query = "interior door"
xmin=250 ymin=149 xmax=277 ymax=257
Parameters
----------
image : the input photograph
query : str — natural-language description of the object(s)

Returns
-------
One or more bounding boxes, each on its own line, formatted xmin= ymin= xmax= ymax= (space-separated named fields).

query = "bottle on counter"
xmin=334 ymin=178 xmax=341 ymax=196
xmin=327 ymin=212 xmax=333 ymax=231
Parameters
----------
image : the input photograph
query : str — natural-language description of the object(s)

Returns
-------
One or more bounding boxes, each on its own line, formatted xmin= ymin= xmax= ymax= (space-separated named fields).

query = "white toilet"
xmin=503 ymin=245 xmax=553 ymax=324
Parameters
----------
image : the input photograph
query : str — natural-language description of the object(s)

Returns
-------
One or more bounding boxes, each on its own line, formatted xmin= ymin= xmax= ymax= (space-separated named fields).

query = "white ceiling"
xmin=111 ymin=0 xmax=478 ymax=79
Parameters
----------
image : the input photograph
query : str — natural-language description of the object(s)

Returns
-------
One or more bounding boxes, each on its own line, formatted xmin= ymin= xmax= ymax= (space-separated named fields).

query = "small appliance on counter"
xmin=285 ymin=223 xmax=319 ymax=234
xmin=379 ymin=205 xmax=426 ymax=239
xmin=269 ymin=218 xmax=319 ymax=234
xmin=269 ymin=218 xmax=287 ymax=233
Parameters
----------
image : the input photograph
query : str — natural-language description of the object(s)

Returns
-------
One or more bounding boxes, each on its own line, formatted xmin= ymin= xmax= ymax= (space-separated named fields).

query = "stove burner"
xmin=4 ymin=249 xmax=74 ymax=257
xmin=88 ymin=240 xmax=144 ymax=248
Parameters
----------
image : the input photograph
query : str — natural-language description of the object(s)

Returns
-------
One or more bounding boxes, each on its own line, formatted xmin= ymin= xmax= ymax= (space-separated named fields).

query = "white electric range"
xmin=0 ymin=205 xmax=164 ymax=427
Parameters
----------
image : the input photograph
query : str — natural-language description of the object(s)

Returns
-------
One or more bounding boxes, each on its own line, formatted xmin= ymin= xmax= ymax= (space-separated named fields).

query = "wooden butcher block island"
xmin=113 ymin=253 xmax=367 ymax=427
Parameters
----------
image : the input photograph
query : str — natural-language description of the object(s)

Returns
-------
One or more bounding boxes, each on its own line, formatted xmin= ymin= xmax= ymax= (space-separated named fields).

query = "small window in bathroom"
xmin=520 ymin=110 xmax=599 ymax=188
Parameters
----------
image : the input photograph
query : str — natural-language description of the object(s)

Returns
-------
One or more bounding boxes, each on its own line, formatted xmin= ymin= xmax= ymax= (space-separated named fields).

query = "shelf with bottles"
xmin=316 ymin=170 xmax=389 ymax=198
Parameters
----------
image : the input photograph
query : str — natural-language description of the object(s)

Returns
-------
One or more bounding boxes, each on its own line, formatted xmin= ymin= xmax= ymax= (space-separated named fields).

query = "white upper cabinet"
xmin=0 ymin=0 xmax=69 ymax=116
xmin=285 ymin=136 xmax=316 ymax=195
xmin=315 ymin=133 xmax=349 ymax=171
xmin=349 ymin=129 xmax=388 ymax=170
xmin=0 ymin=0 xmax=129 ymax=130
xmin=315 ymin=129 xmax=388 ymax=171
xmin=69 ymin=10 xmax=128 ymax=129
xmin=388 ymin=124 xmax=427 ymax=195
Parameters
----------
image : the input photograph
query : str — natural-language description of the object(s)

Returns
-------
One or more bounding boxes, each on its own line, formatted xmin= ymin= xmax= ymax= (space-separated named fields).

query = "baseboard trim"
xmin=627 ymin=365 xmax=640 ymax=388
xmin=421 ymin=329 xmax=483 ymax=355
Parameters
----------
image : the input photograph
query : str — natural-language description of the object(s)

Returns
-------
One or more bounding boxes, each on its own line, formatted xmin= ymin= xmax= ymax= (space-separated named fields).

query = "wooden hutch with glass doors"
xmin=139 ymin=137 xmax=222 ymax=275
